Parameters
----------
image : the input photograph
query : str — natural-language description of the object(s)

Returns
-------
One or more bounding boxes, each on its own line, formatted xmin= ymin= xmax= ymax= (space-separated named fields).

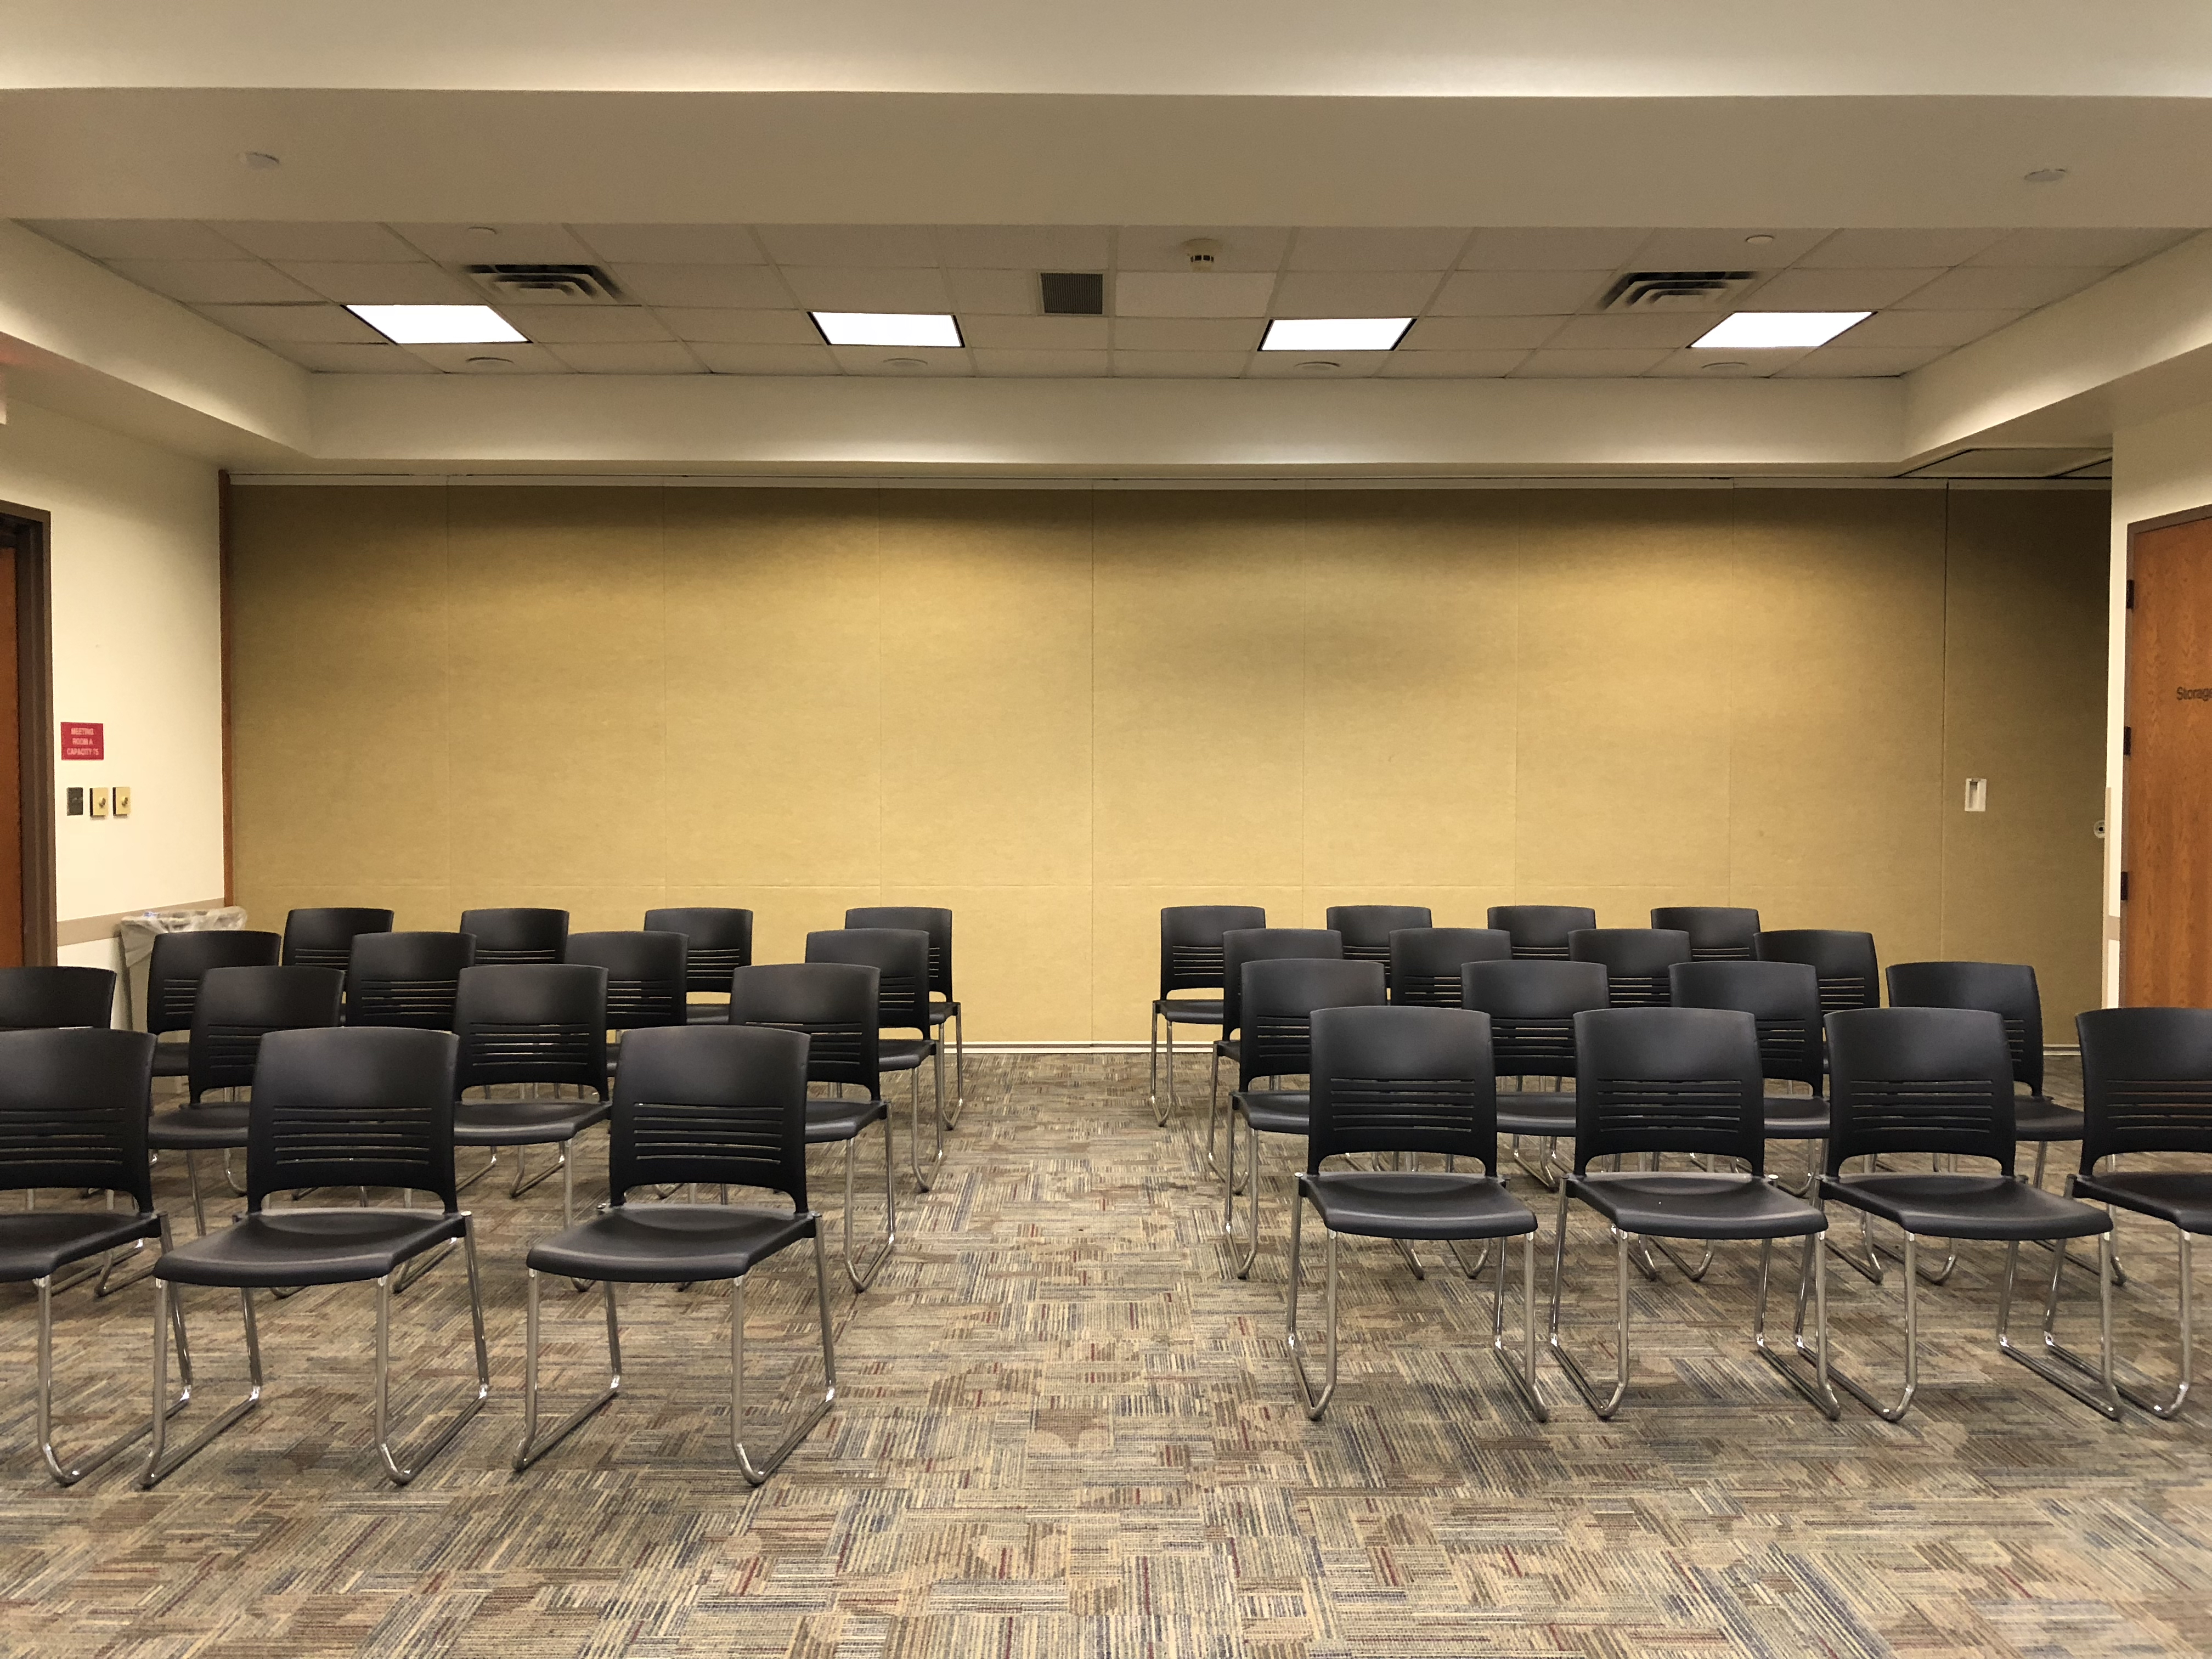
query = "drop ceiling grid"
xmin=14 ymin=219 xmax=2196 ymax=380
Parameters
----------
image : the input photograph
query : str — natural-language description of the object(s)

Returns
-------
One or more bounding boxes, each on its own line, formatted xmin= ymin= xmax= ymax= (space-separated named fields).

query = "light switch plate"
xmin=112 ymin=785 xmax=131 ymax=817
xmin=89 ymin=787 xmax=109 ymax=818
xmin=65 ymin=787 xmax=82 ymax=816
xmin=1963 ymin=778 xmax=1988 ymax=812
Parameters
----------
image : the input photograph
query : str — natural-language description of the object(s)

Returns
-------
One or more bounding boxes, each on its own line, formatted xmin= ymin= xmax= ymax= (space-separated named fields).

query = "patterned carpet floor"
xmin=1 ymin=1054 xmax=2209 ymax=1657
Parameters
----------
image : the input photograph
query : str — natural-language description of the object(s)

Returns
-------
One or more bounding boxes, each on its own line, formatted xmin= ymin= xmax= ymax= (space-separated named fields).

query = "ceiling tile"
xmin=781 ymin=267 xmax=951 ymax=311
xmin=690 ymin=342 xmax=838 ymax=375
xmin=1114 ymin=272 xmax=1276 ymax=318
xmin=611 ymin=265 xmax=792 ymax=307
xmin=390 ymin=223 xmax=594 ymax=263
xmin=1544 ymin=313 xmax=1711 ymax=349
xmin=962 ymin=315 xmax=1110 ymax=349
xmin=1429 ymin=270 xmax=1610 ymax=316
xmin=1113 ymin=227 xmax=1291 ymax=272
xmin=1842 ymin=308 xmax=2024 ymax=347
xmin=402 ymin=343 xmax=568 ymax=373
xmin=1508 ymin=348 xmax=1673 ymax=377
xmin=828 ymin=345 xmax=972 ymax=375
xmin=1795 ymin=229 xmax=2006 ymax=268
xmin=1892 ymin=266 xmax=2111 ymax=309
xmin=1245 ymin=351 xmax=1389 ymax=379
xmin=656 ymin=308 xmax=820 ymax=345
xmin=970 ymin=348 xmax=1113 ymax=377
xmin=934 ymin=226 xmax=1113 ymax=269
xmin=493 ymin=306 xmax=674 ymax=344
xmin=945 ymin=268 xmax=1039 ymax=314
xmin=1739 ymin=267 xmax=1946 ymax=310
xmin=568 ymin=224 xmax=766 ymax=264
xmin=1110 ymin=349 xmax=1251 ymax=377
xmin=545 ymin=342 xmax=704 ymax=374
xmin=210 ymin=222 xmax=421 ymax=262
xmin=193 ymin=303 xmax=383 ymax=343
xmin=1111 ymin=318 xmax=1264 ymax=351
xmin=1967 ymin=228 xmax=2190 ymax=267
xmin=1458 ymin=228 xmax=1649 ymax=270
xmin=1645 ymin=347 xmax=1808 ymax=377
xmin=22 ymin=219 xmax=244 ymax=260
xmin=755 ymin=225 xmax=940 ymax=266
xmin=1378 ymin=349 xmax=1531 ymax=377
xmin=263 ymin=341 xmax=439 ymax=373
xmin=1286 ymin=228 xmax=1471 ymax=270
xmin=1775 ymin=345 xmax=1953 ymax=377
xmin=107 ymin=259 xmax=318 ymax=303
xmin=1622 ymin=228 xmax=1832 ymax=269
xmin=1400 ymin=315 xmax=1562 ymax=350
xmin=275 ymin=261 xmax=478 ymax=303
xmin=1269 ymin=271 xmax=1442 ymax=315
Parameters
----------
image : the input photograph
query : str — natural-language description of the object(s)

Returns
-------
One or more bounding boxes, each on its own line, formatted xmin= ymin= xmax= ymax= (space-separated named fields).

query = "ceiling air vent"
xmin=1601 ymin=270 xmax=1758 ymax=312
xmin=465 ymin=264 xmax=625 ymax=304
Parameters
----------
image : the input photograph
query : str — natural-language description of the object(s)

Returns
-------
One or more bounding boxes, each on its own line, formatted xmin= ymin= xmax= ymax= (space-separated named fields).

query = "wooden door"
xmin=2124 ymin=511 xmax=2212 ymax=1005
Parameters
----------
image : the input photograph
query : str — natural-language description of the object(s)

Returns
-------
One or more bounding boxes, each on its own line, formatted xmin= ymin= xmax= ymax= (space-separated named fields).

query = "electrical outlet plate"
xmin=89 ymin=787 xmax=109 ymax=818
xmin=112 ymin=785 xmax=130 ymax=818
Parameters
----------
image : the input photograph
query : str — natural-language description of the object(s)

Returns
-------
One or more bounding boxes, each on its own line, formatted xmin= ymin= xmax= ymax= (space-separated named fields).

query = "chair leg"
xmin=1546 ymin=1190 xmax=1633 ymax=1418
xmin=1806 ymin=1227 xmax=1923 ymax=1421
xmin=1284 ymin=1197 xmax=1338 ymax=1419
xmin=1753 ymin=1233 xmax=1839 ymax=1419
xmin=2049 ymin=1220 xmax=2191 ymax=1418
xmin=1149 ymin=1007 xmax=1169 ymax=1128
xmin=1205 ymin=1049 xmax=1224 ymax=1180
xmin=2032 ymin=1147 xmax=2129 ymax=1285
xmin=184 ymin=1152 xmax=208 ymax=1238
xmin=513 ymin=1270 xmax=622 ymax=1472
xmin=943 ymin=1006 xmax=965 ymax=1131
xmin=37 ymin=1222 xmax=192 ymax=1485
xmin=454 ymin=1147 xmax=500 ymax=1193
xmin=1490 ymin=1229 xmax=1549 ymax=1423
xmin=839 ymin=1118 xmax=898 ymax=1293
xmin=729 ymin=1232 xmax=838 ymax=1486
xmin=143 ymin=1282 xmax=264 ymax=1487
xmin=906 ymin=1069 xmax=935 ymax=1195
xmin=373 ymin=1227 xmax=492 ymax=1485
xmin=1999 ymin=1232 xmax=2120 ymax=1420
xmin=1221 ymin=1105 xmax=1262 ymax=1280
xmin=513 ymin=1142 xmax=566 ymax=1199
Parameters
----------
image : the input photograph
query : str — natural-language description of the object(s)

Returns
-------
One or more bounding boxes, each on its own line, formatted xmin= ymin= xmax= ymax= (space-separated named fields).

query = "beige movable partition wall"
xmin=228 ymin=483 xmax=2107 ymax=1040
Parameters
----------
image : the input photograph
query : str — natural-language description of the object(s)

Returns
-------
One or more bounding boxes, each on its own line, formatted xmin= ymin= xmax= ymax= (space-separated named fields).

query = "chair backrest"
xmin=2075 ymin=1007 xmax=2212 ymax=1170
xmin=1487 ymin=905 xmax=1598 ymax=961
xmin=1754 ymin=929 xmax=1880 ymax=1014
xmin=565 ymin=930 xmax=687 ymax=1031
xmin=281 ymin=907 xmax=394 ymax=972
xmin=1389 ymin=927 xmax=1511 ymax=1007
xmin=246 ymin=1027 xmax=460 ymax=1211
xmin=0 ymin=965 xmax=116 ymax=1030
xmin=845 ymin=906 xmax=954 ymax=1000
xmin=1159 ymin=905 xmax=1268 ymax=998
xmin=0 ymin=1028 xmax=155 ymax=1209
xmin=607 ymin=1025 xmax=810 ymax=1209
xmin=1824 ymin=1006 xmax=2016 ymax=1175
xmin=1324 ymin=905 xmax=1434 ymax=973
xmin=145 ymin=930 xmax=281 ymax=1036
xmin=1309 ymin=1005 xmax=1499 ymax=1173
xmin=1221 ymin=928 xmax=1343 ymax=1041
xmin=1460 ymin=960 xmax=1609 ymax=1080
xmin=727 ymin=963 xmax=881 ymax=1094
xmin=1886 ymin=961 xmax=2044 ymax=1093
xmin=458 ymin=907 xmax=569 ymax=966
xmin=804 ymin=928 xmax=930 ymax=1033
xmin=347 ymin=931 xmax=476 ymax=1030
xmin=1569 ymin=928 xmax=1694 ymax=1007
xmin=453 ymin=964 xmax=609 ymax=1097
xmin=1668 ymin=960 xmax=1824 ymax=1091
xmin=1238 ymin=958 xmax=1386 ymax=1088
xmin=1651 ymin=906 xmax=1760 ymax=961
xmin=1573 ymin=1007 xmax=1766 ymax=1173
xmin=644 ymin=906 xmax=754 ymax=994
xmin=189 ymin=966 xmax=343 ymax=1099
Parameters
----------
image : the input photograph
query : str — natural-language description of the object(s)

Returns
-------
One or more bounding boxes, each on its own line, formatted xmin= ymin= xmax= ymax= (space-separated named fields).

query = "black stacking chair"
xmin=645 ymin=906 xmax=754 ymax=1025
xmin=0 ymin=966 xmax=116 ymax=1030
xmin=1549 ymin=1008 xmax=1836 ymax=1420
xmin=1888 ymin=962 xmax=2081 ymax=1188
xmin=1150 ymin=905 xmax=1266 ymax=1128
xmin=1222 ymin=957 xmax=1385 ymax=1279
xmin=144 ymin=930 xmax=280 ymax=1079
xmin=445 ymin=964 xmax=610 ymax=1232
xmin=566 ymin=931 xmax=688 ymax=1069
xmin=1325 ymin=905 xmax=1433 ymax=988
xmin=1755 ymin=929 xmax=1880 ymax=1014
xmin=347 ymin=932 xmax=476 ymax=1030
xmin=2059 ymin=1008 xmax=2212 ymax=1417
xmin=1671 ymin=961 xmax=1829 ymax=1183
xmin=805 ymin=929 xmax=943 ymax=1193
xmin=1810 ymin=1007 xmax=2117 ymax=1423
xmin=1289 ymin=1005 xmax=1547 ymax=1424
xmin=1462 ymin=960 xmax=1608 ymax=1188
xmin=458 ymin=907 xmax=568 ymax=966
xmin=142 ymin=1027 xmax=489 ymax=1488
xmin=0 ymin=1029 xmax=184 ymax=1485
xmin=1488 ymin=905 xmax=1596 ymax=962
xmin=281 ymin=907 xmax=393 ymax=974
xmin=149 ymin=966 xmax=343 ymax=1233
xmin=1211 ymin=928 xmax=1343 ymax=1176
xmin=512 ymin=1025 xmax=834 ymax=1485
xmin=729 ymin=963 xmax=896 ymax=1292
xmin=847 ymin=908 xmax=966 ymax=1128
xmin=1389 ymin=928 xmax=1510 ymax=1008
xmin=1570 ymin=928 xmax=1692 ymax=1008
xmin=1652 ymin=907 xmax=1760 ymax=961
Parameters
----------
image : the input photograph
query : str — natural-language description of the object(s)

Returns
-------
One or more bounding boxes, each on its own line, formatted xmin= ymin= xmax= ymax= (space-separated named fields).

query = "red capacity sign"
xmin=60 ymin=722 xmax=103 ymax=760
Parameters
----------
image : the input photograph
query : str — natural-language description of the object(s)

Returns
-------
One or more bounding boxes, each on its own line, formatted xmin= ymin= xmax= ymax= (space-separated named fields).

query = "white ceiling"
xmin=20 ymin=219 xmax=2187 ymax=382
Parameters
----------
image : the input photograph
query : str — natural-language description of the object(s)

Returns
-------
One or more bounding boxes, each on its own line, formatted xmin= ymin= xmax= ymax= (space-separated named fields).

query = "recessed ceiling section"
xmin=1903 ymin=446 xmax=2115 ymax=478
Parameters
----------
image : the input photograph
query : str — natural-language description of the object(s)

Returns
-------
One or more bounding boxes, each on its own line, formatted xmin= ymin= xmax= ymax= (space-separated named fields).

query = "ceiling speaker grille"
xmin=465 ymin=264 xmax=625 ymax=304
xmin=1601 ymin=270 xmax=1757 ymax=312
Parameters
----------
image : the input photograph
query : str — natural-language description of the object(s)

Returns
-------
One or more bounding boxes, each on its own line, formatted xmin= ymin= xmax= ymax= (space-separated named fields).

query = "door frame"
xmin=0 ymin=500 xmax=55 ymax=966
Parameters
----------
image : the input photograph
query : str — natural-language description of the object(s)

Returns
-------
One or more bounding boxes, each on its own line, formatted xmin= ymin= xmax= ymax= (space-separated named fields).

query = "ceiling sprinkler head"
xmin=1182 ymin=238 xmax=1223 ymax=269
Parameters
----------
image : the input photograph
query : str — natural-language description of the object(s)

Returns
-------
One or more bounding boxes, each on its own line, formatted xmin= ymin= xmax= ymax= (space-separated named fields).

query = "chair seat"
xmin=152 ymin=1045 xmax=190 ymax=1078
xmin=1761 ymin=1093 xmax=1830 ymax=1138
xmin=927 ymin=1000 xmax=960 ymax=1028
xmin=2014 ymin=1096 xmax=2085 ymax=1141
xmin=148 ymin=1101 xmax=252 ymax=1149
xmin=1496 ymin=1089 xmax=1575 ymax=1137
xmin=1156 ymin=999 xmax=1224 ymax=1028
xmin=684 ymin=1001 xmax=731 ymax=1024
xmin=1211 ymin=1037 xmax=1240 ymax=1063
xmin=155 ymin=1208 xmax=468 ymax=1288
xmin=805 ymin=1096 xmax=888 ymax=1144
xmin=1298 ymin=1170 xmax=1538 ymax=1242
xmin=2075 ymin=1171 xmax=2212 ymax=1235
xmin=1821 ymin=1172 xmax=2109 ymax=1240
xmin=525 ymin=1202 xmax=817 ymax=1283
xmin=1568 ymin=1172 xmax=1825 ymax=1240
xmin=879 ymin=1038 xmax=940 ymax=1071
xmin=0 ymin=1209 xmax=163 ymax=1283
xmin=453 ymin=1096 xmax=611 ymax=1147
xmin=1232 ymin=1090 xmax=1309 ymax=1135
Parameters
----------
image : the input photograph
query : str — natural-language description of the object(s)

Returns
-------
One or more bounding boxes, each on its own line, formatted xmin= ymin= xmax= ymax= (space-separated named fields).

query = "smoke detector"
xmin=1182 ymin=238 xmax=1223 ymax=269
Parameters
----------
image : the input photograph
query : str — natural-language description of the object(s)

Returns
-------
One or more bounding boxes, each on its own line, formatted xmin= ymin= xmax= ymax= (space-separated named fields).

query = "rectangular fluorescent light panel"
xmin=811 ymin=312 xmax=963 ymax=347
xmin=1692 ymin=311 xmax=1871 ymax=349
xmin=345 ymin=304 xmax=527 ymax=345
xmin=1260 ymin=317 xmax=1414 ymax=352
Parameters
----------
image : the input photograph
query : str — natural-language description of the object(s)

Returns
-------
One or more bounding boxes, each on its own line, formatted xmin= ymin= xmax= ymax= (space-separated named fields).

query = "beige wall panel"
xmin=662 ymin=490 xmax=882 ymax=888
xmin=1515 ymin=492 xmax=1734 ymax=893
xmin=877 ymin=492 xmax=1093 ymax=889
xmin=251 ymin=882 xmax=454 ymax=936
xmin=718 ymin=887 xmax=897 ymax=972
xmin=1300 ymin=493 xmax=1520 ymax=891
xmin=885 ymin=884 xmax=1091 ymax=1042
xmin=1091 ymin=493 xmax=1306 ymax=887
xmin=1092 ymin=883 xmax=1304 ymax=1041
